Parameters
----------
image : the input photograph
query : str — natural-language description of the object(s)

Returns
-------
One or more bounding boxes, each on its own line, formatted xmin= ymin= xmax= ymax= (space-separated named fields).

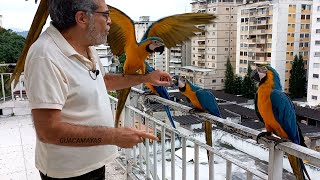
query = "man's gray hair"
xmin=47 ymin=0 xmax=99 ymax=31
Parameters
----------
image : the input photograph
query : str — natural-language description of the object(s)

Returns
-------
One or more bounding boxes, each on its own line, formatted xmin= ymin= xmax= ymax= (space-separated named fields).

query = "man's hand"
xmin=145 ymin=70 xmax=172 ymax=86
xmin=111 ymin=127 xmax=158 ymax=148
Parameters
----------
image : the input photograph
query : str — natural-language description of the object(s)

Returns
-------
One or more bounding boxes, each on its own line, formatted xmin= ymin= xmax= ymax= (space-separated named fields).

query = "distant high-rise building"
xmin=236 ymin=0 xmax=312 ymax=93
xmin=186 ymin=0 xmax=242 ymax=90
xmin=0 ymin=15 xmax=3 ymax=27
xmin=308 ymin=0 xmax=320 ymax=106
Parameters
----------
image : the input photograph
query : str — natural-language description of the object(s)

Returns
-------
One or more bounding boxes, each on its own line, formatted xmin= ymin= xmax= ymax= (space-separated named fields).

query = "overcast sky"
xmin=0 ymin=0 xmax=192 ymax=31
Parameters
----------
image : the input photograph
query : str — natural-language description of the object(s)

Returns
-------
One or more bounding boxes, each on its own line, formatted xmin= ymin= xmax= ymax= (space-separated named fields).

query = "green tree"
xmin=0 ymin=28 xmax=25 ymax=63
xmin=241 ymin=64 xmax=256 ymax=98
xmin=117 ymin=54 xmax=126 ymax=73
xmin=234 ymin=76 xmax=242 ymax=95
xmin=224 ymin=58 xmax=235 ymax=94
xmin=289 ymin=55 xmax=306 ymax=98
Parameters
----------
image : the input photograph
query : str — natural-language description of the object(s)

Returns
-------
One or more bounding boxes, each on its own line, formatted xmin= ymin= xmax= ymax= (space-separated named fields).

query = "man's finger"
xmin=156 ymin=81 xmax=171 ymax=86
xmin=139 ymin=132 xmax=159 ymax=141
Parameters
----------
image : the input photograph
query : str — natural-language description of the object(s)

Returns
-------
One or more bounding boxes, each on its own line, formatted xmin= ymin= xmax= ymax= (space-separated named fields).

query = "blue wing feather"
xmin=196 ymin=90 xmax=221 ymax=117
xmin=145 ymin=62 xmax=176 ymax=128
xmin=270 ymin=90 xmax=300 ymax=144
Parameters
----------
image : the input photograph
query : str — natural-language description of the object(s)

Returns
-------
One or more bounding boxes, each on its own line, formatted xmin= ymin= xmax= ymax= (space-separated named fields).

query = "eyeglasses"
xmin=92 ymin=11 xmax=110 ymax=20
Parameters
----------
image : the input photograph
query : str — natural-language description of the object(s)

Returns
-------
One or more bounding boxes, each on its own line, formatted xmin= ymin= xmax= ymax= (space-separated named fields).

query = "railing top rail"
xmin=130 ymin=87 xmax=320 ymax=168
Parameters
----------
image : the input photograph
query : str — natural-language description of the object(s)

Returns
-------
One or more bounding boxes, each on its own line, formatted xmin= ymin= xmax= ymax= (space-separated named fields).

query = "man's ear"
xmin=75 ymin=11 xmax=89 ymax=28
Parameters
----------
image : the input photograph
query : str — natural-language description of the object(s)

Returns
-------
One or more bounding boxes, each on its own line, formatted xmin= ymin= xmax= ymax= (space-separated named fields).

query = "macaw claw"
xmin=189 ymin=108 xmax=203 ymax=114
xmin=142 ymin=90 xmax=155 ymax=96
xmin=256 ymin=131 xmax=272 ymax=144
xmin=274 ymin=138 xmax=291 ymax=147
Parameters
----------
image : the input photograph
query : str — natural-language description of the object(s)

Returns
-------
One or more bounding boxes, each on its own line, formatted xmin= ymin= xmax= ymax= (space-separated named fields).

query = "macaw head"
xmin=172 ymin=75 xmax=201 ymax=92
xmin=250 ymin=65 xmax=282 ymax=90
xmin=144 ymin=37 xmax=165 ymax=55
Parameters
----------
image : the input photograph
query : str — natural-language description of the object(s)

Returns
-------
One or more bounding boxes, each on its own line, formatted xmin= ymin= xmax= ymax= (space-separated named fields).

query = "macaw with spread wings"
xmin=108 ymin=5 xmax=216 ymax=128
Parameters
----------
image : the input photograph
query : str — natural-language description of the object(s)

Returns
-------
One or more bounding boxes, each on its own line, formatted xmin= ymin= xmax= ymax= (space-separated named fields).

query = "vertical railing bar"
xmin=19 ymin=76 xmax=22 ymax=99
xmin=132 ymin=112 xmax=137 ymax=166
xmin=209 ymin=151 xmax=214 ymax=180
xmin=125 ymin=108 xmax=132 ymax=177
xmin=161 ymin=126 xmax=166 ymax=180
xmin=182 ymin=137 xmax=186 ymax=180
xmin=226 ymin=160 xmax=232 ymax=180
xmin=145 ymin=118 xmax=150 ymax=179
xmin=153 ymin=121 xmax=157 ymax=180
xmin=246 ymin=171 xmax=253 ymax=180
xmin=194 ymin=144 xmax=199 ymax=180
xmin=139 ymin=114 xmax=143 ymax=172
xmin=1 ymin=74 xmax=5 ymax=102
xmin=268 ymin=143 xmax=283 ymax=180
xmin=10 ymin=74 xmax=14 ymax=101
xmin=171 ymin=131 xmax=175 ymax=180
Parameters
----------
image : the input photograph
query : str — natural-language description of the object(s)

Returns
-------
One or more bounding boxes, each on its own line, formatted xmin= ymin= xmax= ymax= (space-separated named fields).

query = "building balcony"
xmin=2 ymin=75 xmax=320 ymax=180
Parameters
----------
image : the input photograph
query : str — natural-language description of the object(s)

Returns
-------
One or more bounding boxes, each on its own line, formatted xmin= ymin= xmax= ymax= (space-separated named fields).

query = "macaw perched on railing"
xmin=10 ymin=0 xmax=48 ymax=86
xmin=108 ymin=5 xmax=216 ymax=128
xmin=251 ymin=66 xmax=310 ymax=180
xmin=144 ymin=61 xmax=176 ymax=129
xmin=172 ymin=75 xmax=221 ymax=160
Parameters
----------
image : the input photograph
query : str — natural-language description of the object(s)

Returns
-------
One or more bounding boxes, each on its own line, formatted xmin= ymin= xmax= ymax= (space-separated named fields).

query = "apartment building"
xmin=189 ymin=0 xmax=242 ymax=90
xmin=308 ymin=1 xmax=320 ymax=106
xmin=0 ymin=15 xmax=3 ymax=27
xmin=95 ymin=45 xmax=113 ymax=72
xmin=236 ymin=0 xmax=312 ymax=93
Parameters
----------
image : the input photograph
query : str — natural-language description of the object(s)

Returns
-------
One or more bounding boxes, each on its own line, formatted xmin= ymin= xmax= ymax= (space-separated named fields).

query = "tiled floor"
xmin=0 ymin=102 xmax=126 ymax=180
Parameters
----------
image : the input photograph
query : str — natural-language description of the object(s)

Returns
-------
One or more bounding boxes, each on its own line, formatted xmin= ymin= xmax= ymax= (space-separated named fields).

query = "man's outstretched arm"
xmin=104 ymin=70 xmax=172 ymax=91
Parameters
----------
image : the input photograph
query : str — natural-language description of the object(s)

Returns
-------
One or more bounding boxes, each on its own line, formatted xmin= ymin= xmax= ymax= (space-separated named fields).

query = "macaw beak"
xmin=172 ymin=75 xmax=179 ymax=87
xmin=250 ymin=70 xmax=261 ymax=82
xmin=154 ymin=45 xmax=165 ymax=55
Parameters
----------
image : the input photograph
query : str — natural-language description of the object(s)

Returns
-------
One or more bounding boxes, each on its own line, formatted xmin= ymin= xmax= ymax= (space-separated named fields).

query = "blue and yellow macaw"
xmin=10 ymin=0 xmax=48 ymax=86
xmin=251 ymin=66 xmax=310 ymax=180
xmin=108 ymin=5 xmax=216 ymax=128
xmin=172 ymin=75 xmax=221 ymax=159
xmin=144 ymin=61 xmax=176 ymax=128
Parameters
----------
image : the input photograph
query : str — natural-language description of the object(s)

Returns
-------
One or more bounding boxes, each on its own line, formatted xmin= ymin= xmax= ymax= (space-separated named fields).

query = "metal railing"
xmin=3 ymin=73 xmax=320 ymax=179
xmin=110 ymin=88 xmax=320 ymax=180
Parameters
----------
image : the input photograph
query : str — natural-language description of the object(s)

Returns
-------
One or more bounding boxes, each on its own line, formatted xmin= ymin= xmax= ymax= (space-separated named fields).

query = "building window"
xmin=315 ymin=52 xmax=320 ymax=57
xmin=315 ymin=41 xmax=320 ymax=45
xmin=313 ymin=63 xmax=320 ymax=68
xmin=318 ymin=6 xmax=320 ymax=11
xmin=312 ymin=85 xmax=318 ymax=90
xmin=316 ymin=29 xmax=320 ymax=34
xmin=313 ymin=74 xmax=319 ymax=78
xmin=312 ymin=96 xmax=318 ymax=100
xmin=212 ymin=80 xmax=216 ymax=83
xmin=317 ymin=18 xmax=320 ymax=23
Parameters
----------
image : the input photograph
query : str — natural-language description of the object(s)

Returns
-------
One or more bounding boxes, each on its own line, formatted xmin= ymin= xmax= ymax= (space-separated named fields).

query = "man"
xmin=24 ymin=0 xmax=171 ymax=179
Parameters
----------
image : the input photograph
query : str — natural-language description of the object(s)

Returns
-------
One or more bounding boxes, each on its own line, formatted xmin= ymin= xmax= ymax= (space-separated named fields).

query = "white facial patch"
xmin=258 ymin=71 xmax=266 ymax=80
xmin=178 ymin=80 xmax=185 ymax=88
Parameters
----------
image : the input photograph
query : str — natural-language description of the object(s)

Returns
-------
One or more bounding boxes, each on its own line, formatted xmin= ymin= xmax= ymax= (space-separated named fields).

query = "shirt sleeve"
xmin=25 ymin=57 xmax=68 ymax=110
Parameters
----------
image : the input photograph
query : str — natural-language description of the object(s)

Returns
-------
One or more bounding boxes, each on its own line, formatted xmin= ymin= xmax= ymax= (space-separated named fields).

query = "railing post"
xmin=171 ymin=131 xmax=175 ymax=180
xmin=226 ymin=160 xmax=232 ymax=180
xmin=182 ymin=137 xmax=187 ymax=180
xmin=209 ymin=152 xmax=214 ymax=180
xmin=161 ymin=126 xmax=166 ymax=180
xmin=194 ymin=144 xmax=199 ymax=180
xmin=268 ymin=143 xmax=283 ymax=180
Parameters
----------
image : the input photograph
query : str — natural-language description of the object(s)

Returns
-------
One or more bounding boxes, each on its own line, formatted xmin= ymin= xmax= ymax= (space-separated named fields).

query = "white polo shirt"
xmin=24 ymin=24 xmax=118 ymax=178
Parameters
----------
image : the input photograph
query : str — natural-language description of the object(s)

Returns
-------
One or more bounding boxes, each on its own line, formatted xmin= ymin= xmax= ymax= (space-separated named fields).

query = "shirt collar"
xmin=45 ymin=23 xmax=79 ymax=57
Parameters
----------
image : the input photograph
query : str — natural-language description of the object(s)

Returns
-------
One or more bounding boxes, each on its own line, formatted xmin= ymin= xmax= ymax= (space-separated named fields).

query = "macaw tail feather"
xmin=10 ymin=0 xmax=49 ymax=87
xmin=204 ymin=121 xmax=213 ymax=161
xmin=164 ymin=105 xmax=176 ymax=129
xmin=115 ymin=87 xmax=131 ymax=128
xmin=288 ymin=154 xmax=311 ymax=180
